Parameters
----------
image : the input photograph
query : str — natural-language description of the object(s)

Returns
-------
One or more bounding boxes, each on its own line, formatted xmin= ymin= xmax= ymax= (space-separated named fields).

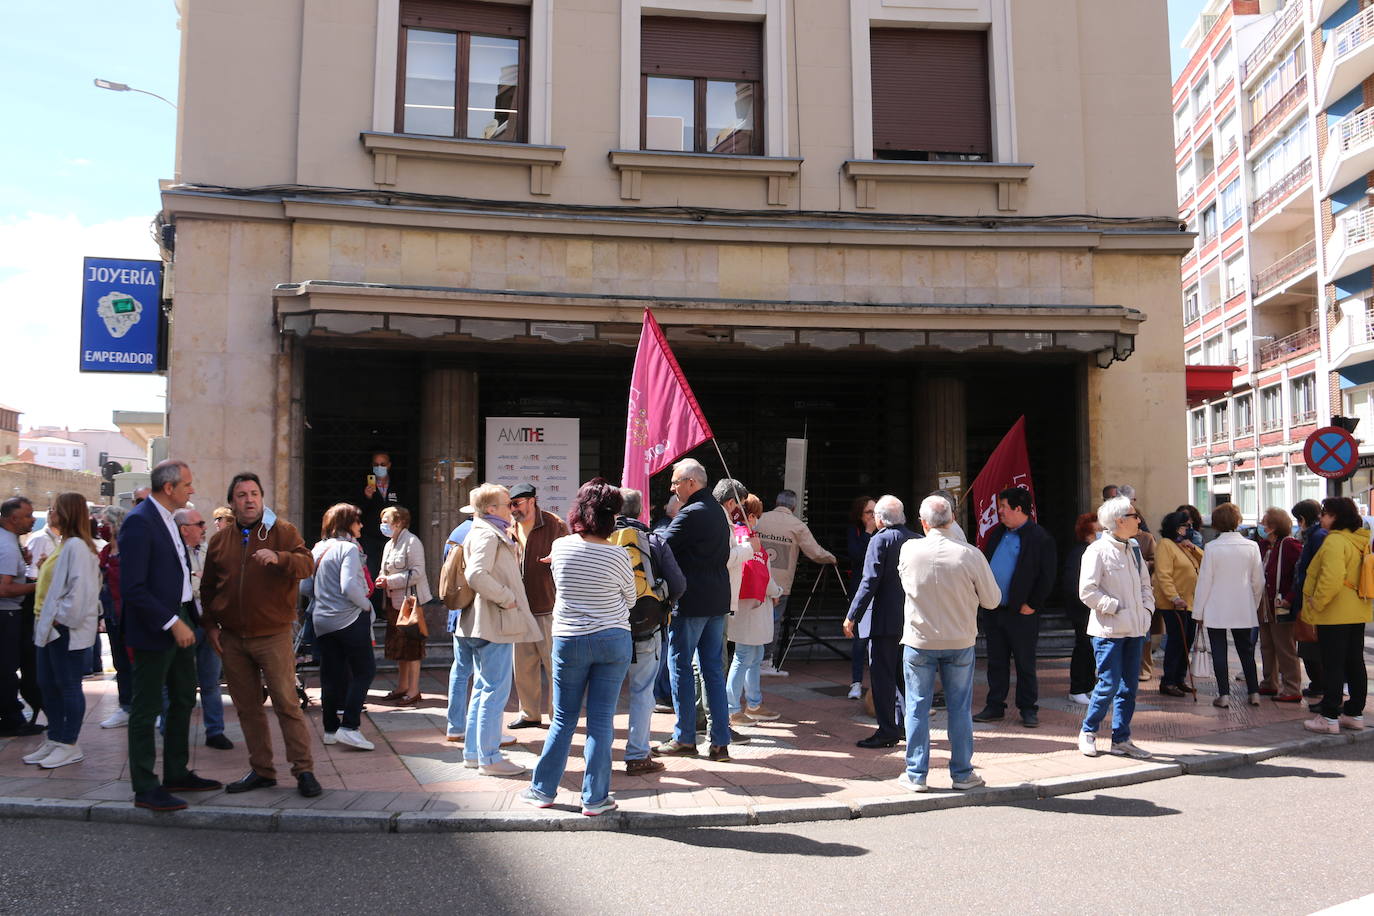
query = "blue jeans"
xmin=456 ymin=637 xmax=513 ymax=765
xmin=668 ymin=614 xmax=730 ymax=747
xmin=903 ymin=645 xmax=975 ymax=783
xmin=447 ymin=635 xmax=476 ymax=737
xmin=1082 ymin=636 xmax=1145 ymax=744
xmin=625 ymin=632 xmax=662 ymax=761
xmin=727 ymin=643 xmax=765 ymax=713
xmin=36 ymin=626 xmax=86 ymax=745
xmin=530 ymin=629 xmax=632 ymax=806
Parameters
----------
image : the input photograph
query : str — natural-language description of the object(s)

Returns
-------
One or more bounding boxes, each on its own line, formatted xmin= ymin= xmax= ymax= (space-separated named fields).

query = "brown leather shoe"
xmin=625 ymin=757 xmax=666 ymax=776
xmin=706 ymin=744 xmax=731 ymax=762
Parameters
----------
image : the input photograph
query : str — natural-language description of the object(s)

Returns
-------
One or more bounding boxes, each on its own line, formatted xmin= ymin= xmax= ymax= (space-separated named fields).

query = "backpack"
xmin=608 ymin=525 xmax=670 ymax=639
xmin=737 ymin=525 xmax=769 ymax=602
xmin=438 ymin=539 xmax=476 ymax=611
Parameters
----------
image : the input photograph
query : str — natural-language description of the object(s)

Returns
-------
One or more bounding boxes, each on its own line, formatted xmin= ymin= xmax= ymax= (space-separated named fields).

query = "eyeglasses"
xmin=181 ymin=521 xmax=206 ymax=529
xmin=1123 ymin=513 xmax=1141 ymax=520
xmin=670 ymin=479 xmax=688 ymax=487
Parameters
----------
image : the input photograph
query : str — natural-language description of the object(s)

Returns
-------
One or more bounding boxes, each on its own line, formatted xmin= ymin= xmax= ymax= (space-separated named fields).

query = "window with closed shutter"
xmin=396 ymin=0 xmax=529 ymax=142
xmin=870 ymin=28 xmax=991 ymax=161
xmin=641 ymin=16 xmax=763 ymax=155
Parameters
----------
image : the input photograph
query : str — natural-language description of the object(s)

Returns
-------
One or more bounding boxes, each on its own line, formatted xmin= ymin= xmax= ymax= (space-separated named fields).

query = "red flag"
xmin=622 ymin=310 xmax=713 ymax=521
xmin=969 ymin=416 xmax=1037 ymax=549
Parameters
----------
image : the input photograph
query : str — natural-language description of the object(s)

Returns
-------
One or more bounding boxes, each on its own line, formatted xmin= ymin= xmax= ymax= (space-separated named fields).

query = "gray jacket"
xmin=302 ymin=538 xmax=372 ymax=636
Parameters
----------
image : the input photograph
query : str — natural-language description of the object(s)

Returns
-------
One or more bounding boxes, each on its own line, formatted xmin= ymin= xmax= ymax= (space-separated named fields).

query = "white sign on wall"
xmin=484 ymin=417 xmax=580 ymax=522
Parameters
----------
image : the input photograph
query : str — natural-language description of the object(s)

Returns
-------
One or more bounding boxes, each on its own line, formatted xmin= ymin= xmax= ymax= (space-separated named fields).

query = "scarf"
xmin=482 ymin=514 xmax=512 ymax=537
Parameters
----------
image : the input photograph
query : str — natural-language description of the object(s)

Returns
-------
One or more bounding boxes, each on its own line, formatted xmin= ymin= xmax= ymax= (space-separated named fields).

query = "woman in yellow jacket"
xmin=1153 ymin=511 xmax=1204 ymax=697
xmin=1300 ymin=497 xmax=1371 ymax=734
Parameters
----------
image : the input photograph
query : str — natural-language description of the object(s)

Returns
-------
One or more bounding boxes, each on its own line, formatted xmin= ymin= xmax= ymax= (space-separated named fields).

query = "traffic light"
xmin=1332 ymin=416 xmax=1360 ymax=434
xmin=100 ymin=457 xmax=122 ymax=480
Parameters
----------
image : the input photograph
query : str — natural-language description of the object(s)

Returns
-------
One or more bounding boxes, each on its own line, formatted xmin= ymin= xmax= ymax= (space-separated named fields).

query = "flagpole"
xmin=709 ymin=437 xmax=746 ymax=509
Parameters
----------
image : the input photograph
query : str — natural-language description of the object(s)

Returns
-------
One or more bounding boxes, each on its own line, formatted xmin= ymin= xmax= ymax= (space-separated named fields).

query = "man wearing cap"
xmin=507 ymin=483 xmax=568 ymax=730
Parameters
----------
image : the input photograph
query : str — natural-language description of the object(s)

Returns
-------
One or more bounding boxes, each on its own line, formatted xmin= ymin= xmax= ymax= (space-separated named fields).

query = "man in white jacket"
xmin=1077 ymin=496 xmax=1155 ymax=760
xmin=895 ymin=495 xmax=1001 ymax=792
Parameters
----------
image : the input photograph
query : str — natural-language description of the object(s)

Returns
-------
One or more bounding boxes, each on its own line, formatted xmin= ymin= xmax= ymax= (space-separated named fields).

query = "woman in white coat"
xmin=1192 ymin=502 xmax=1264 ymax=707
xmin=376 ymin=505 xmax=431 ymax=706
xmin=26 ymin=492 xmax=101 ymax=769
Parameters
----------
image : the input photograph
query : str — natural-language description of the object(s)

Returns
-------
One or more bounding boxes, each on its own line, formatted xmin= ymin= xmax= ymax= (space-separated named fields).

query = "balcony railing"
xmin=1336 ymin=206 xmax=1374 ymax=254
xmin=1332 ymin=106 xmax=1374 ymax=157
xmin=1242 ymin=1 xmax=1304 ymax=81
xmin=1211 ymin=427 xmax=1230 ymax=442
xmin=1293 ymin=409 xmax=1317 ymax=425
xmin=1260 ymin=414 xmax=1284 ymax=433
xmin=1333 ymin=4 xmax=1374 ymax=60
xmin=1250 ymin=157 xmax=1311 ymax=222
xmin=1253 ymin=240 xmax=1317 ymax=295
xmin=1248 ymin=76 xmax=1307 ymax=148
xmin=1258 ymin=325 xmax=1320 ymax=367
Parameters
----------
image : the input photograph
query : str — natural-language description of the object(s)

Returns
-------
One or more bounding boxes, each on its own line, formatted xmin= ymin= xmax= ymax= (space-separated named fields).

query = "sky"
xmin=1169 ymin=0 xmax=1212 ymax=79
xmin=1 ymin=1 xmax=1209 ymax=434
xmin=0 ymin=1 xmax=179 ymax=431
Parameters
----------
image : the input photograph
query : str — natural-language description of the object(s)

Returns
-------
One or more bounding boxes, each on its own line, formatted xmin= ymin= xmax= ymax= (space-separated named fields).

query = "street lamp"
xmin=92 ymin=78 xmax=176 ymax=110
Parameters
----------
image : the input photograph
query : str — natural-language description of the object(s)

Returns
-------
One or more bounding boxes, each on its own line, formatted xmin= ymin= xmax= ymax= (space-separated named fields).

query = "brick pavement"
xmin=1 ymin=646 xmax=1362 ymax=823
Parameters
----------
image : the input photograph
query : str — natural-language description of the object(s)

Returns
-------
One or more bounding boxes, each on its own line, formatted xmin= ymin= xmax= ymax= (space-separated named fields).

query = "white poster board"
xmin=484 ymin=417 xmax=580 ymax=521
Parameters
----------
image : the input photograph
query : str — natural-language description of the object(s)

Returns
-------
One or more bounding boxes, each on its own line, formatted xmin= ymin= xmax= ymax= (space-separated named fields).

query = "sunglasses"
xmin=181 ymin=521 xmax=206 ymax=529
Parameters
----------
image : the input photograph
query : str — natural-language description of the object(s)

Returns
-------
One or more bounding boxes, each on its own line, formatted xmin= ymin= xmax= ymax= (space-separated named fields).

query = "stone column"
xmin=272 ymin=335 xmax=306 ymax=527
xmin=914 ymin=373 xmax=967 ymax=523
xmin=418 ymin=368 xmax=479 ymax=597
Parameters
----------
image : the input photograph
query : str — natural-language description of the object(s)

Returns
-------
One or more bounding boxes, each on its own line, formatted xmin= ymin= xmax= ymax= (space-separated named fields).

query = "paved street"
xmin=1 ymin=739 xmax=1369 ymax=915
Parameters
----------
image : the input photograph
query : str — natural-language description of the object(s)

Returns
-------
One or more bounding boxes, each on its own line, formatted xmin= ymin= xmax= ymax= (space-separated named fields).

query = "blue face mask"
xmin=373 ymin=466 xmax=389 ymax=479
xmin=1258 ymin=525 xmax=1268 ymax=539
xmin=262 ymin=506 xmax=276 ymax=531
xmin=380 ymin=523 xmax=394 ymax=538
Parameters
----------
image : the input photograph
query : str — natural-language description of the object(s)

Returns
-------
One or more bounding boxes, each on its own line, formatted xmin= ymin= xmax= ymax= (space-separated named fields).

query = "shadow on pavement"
xmin=1010 ymin=794 xmax=1181 ymax=818
xmin=635 ymin=827 xmax=868 ymax=857
xmin=1205 ymin=762 xmax=1344 ymax=780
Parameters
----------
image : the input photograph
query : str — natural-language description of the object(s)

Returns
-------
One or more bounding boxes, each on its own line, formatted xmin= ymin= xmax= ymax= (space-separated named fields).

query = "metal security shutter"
xmin=642 ymin=16 xmax=762 ymax=81
xmin=401 ymin=0 xmax=528 ymax=37
xmin=870 ymin=28 xmax=991 ymax=157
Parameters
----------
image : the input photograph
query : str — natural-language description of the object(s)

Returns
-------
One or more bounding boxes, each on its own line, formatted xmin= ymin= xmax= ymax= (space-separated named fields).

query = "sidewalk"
xmin=1 ymin=650 xmax=1368 ymax=832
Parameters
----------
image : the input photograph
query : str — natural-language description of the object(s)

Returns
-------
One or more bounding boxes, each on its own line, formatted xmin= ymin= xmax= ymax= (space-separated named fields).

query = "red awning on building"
xmin=1186 ymin=364 xmax=1238 ymax=406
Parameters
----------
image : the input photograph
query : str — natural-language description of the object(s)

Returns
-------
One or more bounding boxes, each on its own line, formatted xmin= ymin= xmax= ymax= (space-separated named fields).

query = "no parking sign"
xmin=1303 ymin=427 xmax=1360 ymax=480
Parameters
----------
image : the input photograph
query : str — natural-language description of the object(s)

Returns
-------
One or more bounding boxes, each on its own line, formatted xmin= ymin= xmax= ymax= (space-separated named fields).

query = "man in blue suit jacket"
xmin=845 ymin=495 xmax=918 ymax=748
xmin=119 ymin=460 xmax=221 ymax=811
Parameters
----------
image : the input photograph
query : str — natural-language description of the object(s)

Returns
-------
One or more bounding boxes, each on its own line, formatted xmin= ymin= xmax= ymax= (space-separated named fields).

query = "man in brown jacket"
xmin=202 ymin=472 xmax=320 ymax=797
xmin=507 ymin=483 xmax=567 ymax=729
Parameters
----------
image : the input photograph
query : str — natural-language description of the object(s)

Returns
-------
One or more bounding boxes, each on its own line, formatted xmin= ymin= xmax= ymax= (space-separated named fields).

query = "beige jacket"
xmin=755 ymin=507 xmax=836 ymax=594
xmin=896 ymin=528 xmax=1001 ymax=650
xmin=458 ymin=518 xmax=541 ymax=644
xmin=380 ymin=528 xmax=433 ymax=608
xmin=1079 ymin=534 xmax=1154 ymax=639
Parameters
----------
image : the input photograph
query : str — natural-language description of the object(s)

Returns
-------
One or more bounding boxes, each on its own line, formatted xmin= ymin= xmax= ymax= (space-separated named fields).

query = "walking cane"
xmin=777 ymin=562 xmax=849 ymax=672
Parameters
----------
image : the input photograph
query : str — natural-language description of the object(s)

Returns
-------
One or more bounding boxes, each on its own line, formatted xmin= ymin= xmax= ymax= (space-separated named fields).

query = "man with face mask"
xmin=201 ymin=472 xmax=319 ymax=797
xmin=360 ymin=451 xmax=398 ymax=609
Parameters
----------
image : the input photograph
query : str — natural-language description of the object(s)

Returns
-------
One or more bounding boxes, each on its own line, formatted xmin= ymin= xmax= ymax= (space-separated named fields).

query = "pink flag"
xmin=622 ymin=310 xmax=713 ymax=520
xmin=969 ymin=416 xmax=1037 ymax=549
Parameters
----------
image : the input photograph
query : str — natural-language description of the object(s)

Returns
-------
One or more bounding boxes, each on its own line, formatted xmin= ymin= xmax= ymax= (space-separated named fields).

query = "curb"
xmin=2 ymin=728 xmax=1368 ymax=834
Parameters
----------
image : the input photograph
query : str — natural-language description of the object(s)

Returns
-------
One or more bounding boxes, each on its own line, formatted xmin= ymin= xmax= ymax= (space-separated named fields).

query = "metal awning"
xmin=271 ymin=280 xmax=1145 ymax=366
xmin=1185 ymin=364 xmax=1239 ymax=405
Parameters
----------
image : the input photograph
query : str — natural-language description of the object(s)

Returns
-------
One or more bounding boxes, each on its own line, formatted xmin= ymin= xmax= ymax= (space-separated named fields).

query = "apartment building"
xmin=161 ymin=0 xmax=1187 ymax=573
xmin=1180 ymin=0 xmax=1374 ymax=516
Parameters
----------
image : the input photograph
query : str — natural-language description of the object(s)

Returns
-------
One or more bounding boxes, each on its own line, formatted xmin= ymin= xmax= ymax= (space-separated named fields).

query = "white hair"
xmin=874 ymin=495 xmax=905 ymax=528
xmin=1098 ymin=496 xmax=1134 ymax=530
xmin=919 ymin=495 xmax=953 ymax=529
xmin=672 ymin=458 xmax=707 ymax=486
xmin=1119 ymin=484 xmax=1137 ymax=500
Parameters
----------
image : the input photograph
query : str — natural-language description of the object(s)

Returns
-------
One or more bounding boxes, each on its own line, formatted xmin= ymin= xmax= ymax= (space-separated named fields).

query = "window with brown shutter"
xmin=870 ymin=28 xmax=992 ymax=161
xmin=396 ymin=0 xmax=529 ymax=142
xmin=641 ymin=16 xmax=763 ymax=155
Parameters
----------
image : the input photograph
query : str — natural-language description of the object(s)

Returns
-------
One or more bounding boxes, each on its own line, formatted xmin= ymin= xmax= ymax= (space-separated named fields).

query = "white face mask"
xmin=380 ymin=523 xmax=394 ymax=538
xmin=373 ymin=466 xmax=389 ymax=479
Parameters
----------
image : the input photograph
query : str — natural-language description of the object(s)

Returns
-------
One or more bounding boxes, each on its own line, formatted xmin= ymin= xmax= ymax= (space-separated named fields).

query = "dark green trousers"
xmin=129 ymin=642 xmax=197 ymax=793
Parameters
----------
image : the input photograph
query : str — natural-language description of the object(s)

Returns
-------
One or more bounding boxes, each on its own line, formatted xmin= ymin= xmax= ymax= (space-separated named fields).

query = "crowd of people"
xmin=0 ymin=456 xmax=1368 ymax=811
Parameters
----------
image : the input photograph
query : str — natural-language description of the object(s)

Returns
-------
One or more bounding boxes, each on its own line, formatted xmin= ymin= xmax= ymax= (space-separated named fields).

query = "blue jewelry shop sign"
xmin=80 ymin=256 xmax=162 ymax=373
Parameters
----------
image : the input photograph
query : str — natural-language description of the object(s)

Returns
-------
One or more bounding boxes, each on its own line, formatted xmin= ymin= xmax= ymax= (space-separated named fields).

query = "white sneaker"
xmin=322 ymin=731 xmax=338 ymax=745
xmin=22 ymin=739 xmax=58 ymax=765
xmin=1339 ymin=714 xmax=1366 ymax=731
xmin=760 ymin=662 xmax=789 ymax=678
xmin=896 ymin=772 xmax=928 ymax=793
xmin=499 ymin=734 xmax=519 ymax=747
xmin=463 ymin=758 xmax=479 ymax=769
xmin=582 ymin=795 xmax=618 ymax=816
xmin=1069 ymin=693 xmax=1091 ymax=706
xmin=1078 ymin=731 xmax=1099 ymax=757
xmin=847 ymin=682 xmax=863 ymax=700
xmin=100 ymin=708 xmax=130 ymax=729
xmin=335 ymin=728 xmax=375 ymax=751
xmin=1110 ymin=740 xmax=1152 ymax=760
xmin=479 ymin=757 xmax=527 ymax=777
xmin=38 ymin=742 xmax=84 ymax=769
xmin=951 ymin=773 xmax=985 ymax=790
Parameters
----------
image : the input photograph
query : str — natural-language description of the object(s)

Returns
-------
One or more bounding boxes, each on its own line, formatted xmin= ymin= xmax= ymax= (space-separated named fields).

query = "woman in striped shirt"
xmin=520 ymin=479 xmax=636 ymax=816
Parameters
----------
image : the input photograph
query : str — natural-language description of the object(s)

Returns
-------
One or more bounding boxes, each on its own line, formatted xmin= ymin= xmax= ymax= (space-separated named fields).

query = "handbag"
xmin=1188 ymin=627 xmax=1212 ymax=681
xmin=394 ymin=570 xmax=428 ymax=640
xmin=1294 ymin=617 xmax=1318 ymax=643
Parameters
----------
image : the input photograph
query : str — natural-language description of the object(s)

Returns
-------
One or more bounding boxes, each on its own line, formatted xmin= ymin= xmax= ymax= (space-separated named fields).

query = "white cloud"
xmin=0 ymin=212 xmax=167 ymax=431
